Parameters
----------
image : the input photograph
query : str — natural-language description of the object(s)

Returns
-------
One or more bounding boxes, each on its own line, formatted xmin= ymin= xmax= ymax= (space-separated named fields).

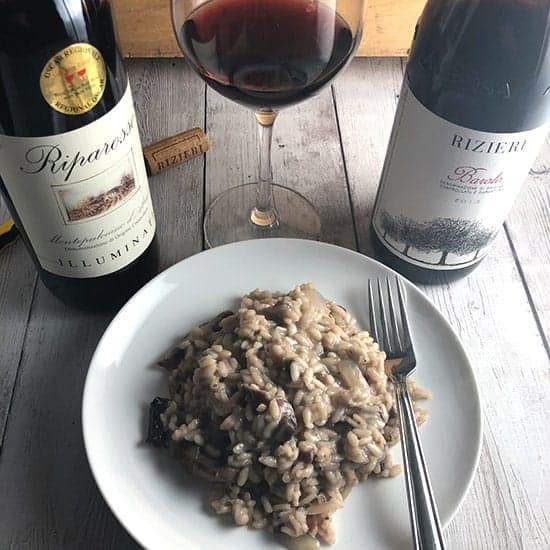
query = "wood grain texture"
xmin=333 ymin=58 xmax=550 ymax=550
xmin=205 ymin=83 xmax=357 ymax=249
xmin=127 ymin=58 xmax=206 ymax=268
xmin=0 ymin=60 xmax=203 ymax=548
xmin=0 ymin=200 xmax=37 ymax=452
xmin=332 ymin=57 xmax=403 ymax=246
xmin=111 ymin=0 xmax=424 ymax=58
xmin=0 ymin=289 xmax=137 ymax=549
xmin=422 ymin=236 xmax=550 ymax=550
xmin=505 ymin=135 xmax=550 ymax=349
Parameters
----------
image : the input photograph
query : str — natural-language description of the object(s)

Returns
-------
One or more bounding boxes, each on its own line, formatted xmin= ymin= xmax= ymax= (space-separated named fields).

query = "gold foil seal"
xmin=39 ymin=43 xmax=107 ymax=115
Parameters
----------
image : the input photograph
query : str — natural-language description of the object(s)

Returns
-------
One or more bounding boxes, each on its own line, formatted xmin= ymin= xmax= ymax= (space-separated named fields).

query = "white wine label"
xmin=0 ymin=85 xmax=156 ymax=278
xmin=373 ymin=83 xmax=548 ymax=270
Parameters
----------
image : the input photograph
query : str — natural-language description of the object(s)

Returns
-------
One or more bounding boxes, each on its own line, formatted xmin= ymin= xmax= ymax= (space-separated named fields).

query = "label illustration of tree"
xmin=471 ymin=225 xmax=496 ymax=259
xmin=379 ymin=211 xmax=398 ymax=239
xmin=428 ymin=218 xmax=495 ymax=264
xmin=380 ymin=211 xmax=496 ymax=264
xmin=379 ymin=212 xmax=429 ymax=255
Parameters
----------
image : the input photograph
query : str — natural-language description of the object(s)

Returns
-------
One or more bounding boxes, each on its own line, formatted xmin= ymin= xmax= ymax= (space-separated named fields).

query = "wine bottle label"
xmin=372 ymin=83 xmax=548 ymax=270
xmin=39 ymin=43 xmax=107 ymax=115
xmin=0 ymin=85 xmax=156 ymax=278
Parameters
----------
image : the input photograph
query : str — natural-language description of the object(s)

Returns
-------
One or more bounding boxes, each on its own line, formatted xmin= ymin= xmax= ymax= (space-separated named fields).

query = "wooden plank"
xmin=0 ymin=60 xmax=204 ymax=547
xmin=505 ymin=136 xmax=550 ymax=348
xmin=0 ymin=294 xmax=137 ymax=549
xmin=332 ymin=57 xmax=404 ymax=243
xmin=111 ymin=0 xmax=423 ymax=58
xmin=204 ymin=84 xmax=357 ymax=249
xmin=422 ymin=237 xmax=550 ymax=550
xmin=333 ymin=58 xmax=550 ymax=549
xmin=0 ymin=199 xmax=37 ymax=452
xmin=127 ymin=58 xmax=206 ymax=268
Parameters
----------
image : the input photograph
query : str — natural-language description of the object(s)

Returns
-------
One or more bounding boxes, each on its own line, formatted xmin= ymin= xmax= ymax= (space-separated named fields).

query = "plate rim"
xmin=82 ymin=237 xmax=483 ymax=549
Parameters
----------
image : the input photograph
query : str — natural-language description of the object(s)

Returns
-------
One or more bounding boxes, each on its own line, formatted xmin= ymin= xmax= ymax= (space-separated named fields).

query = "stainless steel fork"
xmin=368 ymin=276 xmax=446 ymax=550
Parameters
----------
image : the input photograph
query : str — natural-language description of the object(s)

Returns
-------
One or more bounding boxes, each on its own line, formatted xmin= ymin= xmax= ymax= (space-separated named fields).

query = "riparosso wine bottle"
xmin=372 ymin=0 xmax=550 ymax=282
xmin=0 ymin=0 xmax=159 ymax=309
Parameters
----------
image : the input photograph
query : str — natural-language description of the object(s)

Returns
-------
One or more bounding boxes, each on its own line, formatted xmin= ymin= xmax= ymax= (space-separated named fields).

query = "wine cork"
xmin=143 ymin=127 xmax=208 ymax=175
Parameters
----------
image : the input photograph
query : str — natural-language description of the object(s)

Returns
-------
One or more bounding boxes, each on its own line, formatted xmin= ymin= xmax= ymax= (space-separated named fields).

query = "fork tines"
xmin=368 ymin=276 xmax=413 ymax=360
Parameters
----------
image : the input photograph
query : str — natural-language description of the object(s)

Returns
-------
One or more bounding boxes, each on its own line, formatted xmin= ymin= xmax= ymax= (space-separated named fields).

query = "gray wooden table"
xmin=1 ymin=58 xmax=549 ymax=549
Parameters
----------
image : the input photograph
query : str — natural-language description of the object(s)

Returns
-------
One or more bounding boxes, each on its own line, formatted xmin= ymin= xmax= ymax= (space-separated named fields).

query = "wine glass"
xmin=172 ymin=0 xmax=366 ymax=247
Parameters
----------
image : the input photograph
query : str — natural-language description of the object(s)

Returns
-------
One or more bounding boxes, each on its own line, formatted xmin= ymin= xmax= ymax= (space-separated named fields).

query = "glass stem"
xmin=251 ymin=110 xmax=279 ymax=227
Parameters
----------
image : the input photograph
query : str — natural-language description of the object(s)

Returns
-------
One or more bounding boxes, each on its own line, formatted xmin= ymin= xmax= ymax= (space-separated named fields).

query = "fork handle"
xmin=395 ymin=380 xmax=446 ymax=550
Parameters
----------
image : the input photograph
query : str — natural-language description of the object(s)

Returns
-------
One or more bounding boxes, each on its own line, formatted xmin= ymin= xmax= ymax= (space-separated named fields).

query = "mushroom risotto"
xmin=147 ymin=283 xmax=429 ymax=546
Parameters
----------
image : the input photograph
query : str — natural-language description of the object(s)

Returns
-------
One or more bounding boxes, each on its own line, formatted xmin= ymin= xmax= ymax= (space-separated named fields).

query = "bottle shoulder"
xmin=0 ymin=0 xmax=125 ymax=137
xmin=407 ymin=0 xmax=550 ymax=133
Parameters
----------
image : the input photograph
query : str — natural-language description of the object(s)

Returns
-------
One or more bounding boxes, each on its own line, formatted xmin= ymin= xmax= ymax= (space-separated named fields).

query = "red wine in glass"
xmin=178 ymin=0 xmax=357 ymax=109
xmin=172 ymin=0 xmax=365 ymax=248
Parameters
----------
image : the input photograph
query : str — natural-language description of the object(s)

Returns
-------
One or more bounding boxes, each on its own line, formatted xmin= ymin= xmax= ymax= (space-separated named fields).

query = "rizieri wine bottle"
xmin=0 ymin=0 xmax=159 ymax=310
xmin=371 ymin=0 xmax=550 ymax=283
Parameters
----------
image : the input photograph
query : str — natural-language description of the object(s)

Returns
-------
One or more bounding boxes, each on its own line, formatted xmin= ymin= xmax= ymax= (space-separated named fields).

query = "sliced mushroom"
xmin=158 ymin=348 xmax=186 ymax=371
xmin=171 ymin=441 xmax=237 ymax=483
xmin=241 ymin=384 xmax=297 ymax=445
xmin=298 ymin=447 xmax=315 ymax=464
xmin=205 ymin=310 xmax=234 ymax=331
xmin=263 ymin=302 xmax=294 ymax=325
xmin=271 ymin=399 xmax=297 ymax=445
xmin=198 ymin=412 xmax=231 ymax=450
xmin=337 ymin=359 xmax=370 ymax=392
xmin=242 ymin=384 xmax=272 ymax=407
xmin=301 ymin=285 xmax=326 ymax=310
xmin=146 ymin=397 xmax=169 ymax=447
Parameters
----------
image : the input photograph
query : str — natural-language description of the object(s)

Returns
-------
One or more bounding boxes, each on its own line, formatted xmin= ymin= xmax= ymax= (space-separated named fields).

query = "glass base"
xmin=204 ymin=183 xmax=321 ymax=248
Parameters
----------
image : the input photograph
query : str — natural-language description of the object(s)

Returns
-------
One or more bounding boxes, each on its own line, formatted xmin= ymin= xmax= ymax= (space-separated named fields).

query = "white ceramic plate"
xmin=83 ymin=239 xmax=482 ymax=550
